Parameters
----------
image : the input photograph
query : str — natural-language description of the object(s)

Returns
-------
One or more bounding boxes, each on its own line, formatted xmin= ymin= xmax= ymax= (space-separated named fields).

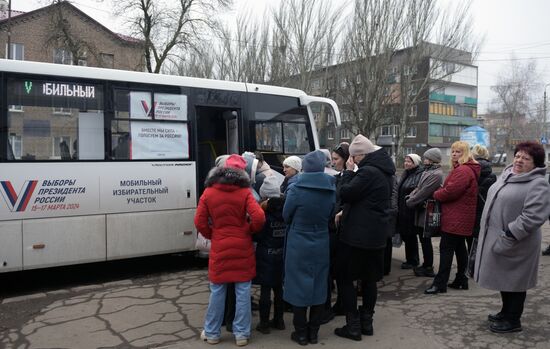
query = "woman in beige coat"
xmin=474 ymin=141 xmax=550 ymax=333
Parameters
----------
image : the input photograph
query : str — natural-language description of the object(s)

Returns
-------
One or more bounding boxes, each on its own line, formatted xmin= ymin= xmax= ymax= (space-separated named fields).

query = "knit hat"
xmin=283 ymin=155 xmax=302 ymax=172
xmin=349 ymin=134 xmax=381 ymax=156
xmin=224 ymin=154 xmax=247 ymax=170
xmin=302 ymin=150 xmax=325 ymax=173
xmin=320 ymin=149 xmax=332 ymax=167
xmin=215 ymin=155 xmax=229 ymax=168
xmin=423 ymin=148 xmax=442 ymax=163
xmin=259 ymin=175 xmax=281 ymax=199
xmin=242 ymin=151 xmax=259 ymax=184
xmin=406 ymin=153 xmax=422 ymax=167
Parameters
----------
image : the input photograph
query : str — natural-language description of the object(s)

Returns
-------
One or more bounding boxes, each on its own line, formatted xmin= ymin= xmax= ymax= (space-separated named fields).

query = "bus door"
xmin=196 ymin=106 xmax=241 ymax=193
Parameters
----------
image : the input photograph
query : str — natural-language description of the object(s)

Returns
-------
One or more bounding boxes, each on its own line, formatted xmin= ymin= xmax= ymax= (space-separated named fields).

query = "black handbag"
xmin=423 ymin=199 xmax=441 ymax=238
xmin=467 ymin=237 xmax=478 ymax=278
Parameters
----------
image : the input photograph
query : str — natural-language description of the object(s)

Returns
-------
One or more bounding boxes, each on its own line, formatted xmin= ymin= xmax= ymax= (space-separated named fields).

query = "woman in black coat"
xmin=254 ymin=175 xmax=286 ymax=334
xmin=470 ymin=145 xmax=497 ymax=251
xmin=397 ymin=154 xmax=424 ymax=269
xmin=334 ymin=135 xmax=395 ymax=341
xmin=320 ymin=142 xmax=350 ymax=322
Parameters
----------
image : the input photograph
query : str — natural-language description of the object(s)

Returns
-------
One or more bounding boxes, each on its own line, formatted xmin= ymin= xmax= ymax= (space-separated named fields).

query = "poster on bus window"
xmin=154 ymin=93 xmax=187 ymax=121
xmin=129 ymin=91 xmax=153 ymax=119
xmin=130 ymin=121 xmax=189 ymax=159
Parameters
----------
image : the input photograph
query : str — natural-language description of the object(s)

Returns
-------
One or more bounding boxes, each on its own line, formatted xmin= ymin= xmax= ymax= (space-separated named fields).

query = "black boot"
xmin=308 ymin=325 xmax=319 ymax=344
xmin=292 ymin=306 xmax=309 ymax=345
xmin=257 ymin=297 xmax=271 ymax=334
xmin=308 ymin=304 xmax=323 ymax=344
xmin=448 ymin=275 xmax=468 ymax=290
xmin=271 ymin=298 xmax=286 ymax=330
xmin=291 ymin=329 xmax=308 ymax=346
xmin=359 ymin=306 xmax=374 ymax=336
xmin=334 ymin=312 xmax=362 ymax=341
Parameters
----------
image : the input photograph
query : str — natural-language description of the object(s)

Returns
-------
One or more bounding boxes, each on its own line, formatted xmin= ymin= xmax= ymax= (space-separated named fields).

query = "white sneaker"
xmin=200 ymin=330 xmax=220 ymax=345
xmin=235 ymin=338 xmax=248 ymax=346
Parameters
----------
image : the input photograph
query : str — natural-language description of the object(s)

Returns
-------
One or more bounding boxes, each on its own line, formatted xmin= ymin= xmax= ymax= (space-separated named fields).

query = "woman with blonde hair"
xmin=425 ymin=141 xmax=480 ymax=294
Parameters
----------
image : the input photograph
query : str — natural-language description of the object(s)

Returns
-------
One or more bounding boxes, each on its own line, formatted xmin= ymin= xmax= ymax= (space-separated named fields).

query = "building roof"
xmin=0 ymin=2 xmax=143 ymax=45
xmin=0 ymin=10 xmax=25 ymax=20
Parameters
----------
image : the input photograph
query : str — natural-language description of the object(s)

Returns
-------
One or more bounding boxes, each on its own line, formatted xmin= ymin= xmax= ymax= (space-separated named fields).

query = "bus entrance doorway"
xmin=196 ymin=107 xmax=241 ymax=194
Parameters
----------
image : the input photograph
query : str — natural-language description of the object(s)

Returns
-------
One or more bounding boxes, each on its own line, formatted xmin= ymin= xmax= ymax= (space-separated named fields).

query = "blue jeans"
xmin=204 ymin=281 xmax=251 ymax=340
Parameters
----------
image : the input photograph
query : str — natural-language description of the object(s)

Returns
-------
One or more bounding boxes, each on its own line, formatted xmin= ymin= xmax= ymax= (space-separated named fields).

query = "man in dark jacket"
xmin=334 ymin=134 xmax=396 ymax=341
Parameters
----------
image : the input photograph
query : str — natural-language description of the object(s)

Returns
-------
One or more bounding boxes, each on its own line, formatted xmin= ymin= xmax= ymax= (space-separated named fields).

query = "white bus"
xmin=0 ymin=59 xmax=340 ymax=272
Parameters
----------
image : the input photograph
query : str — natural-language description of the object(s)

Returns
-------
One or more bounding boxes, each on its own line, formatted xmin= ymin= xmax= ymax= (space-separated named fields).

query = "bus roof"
xmin=0 ymin=59 xmax=307 ymax=98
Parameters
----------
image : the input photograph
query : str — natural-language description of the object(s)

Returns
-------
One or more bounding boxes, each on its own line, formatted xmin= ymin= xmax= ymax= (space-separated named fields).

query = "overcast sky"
xmin=10 ymin=0 xmax=550 ymax=114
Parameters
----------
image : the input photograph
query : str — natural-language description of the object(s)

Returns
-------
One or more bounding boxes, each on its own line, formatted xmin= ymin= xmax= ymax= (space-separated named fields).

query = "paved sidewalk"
xmin=1 ymin=224 xmax=549 ymax=349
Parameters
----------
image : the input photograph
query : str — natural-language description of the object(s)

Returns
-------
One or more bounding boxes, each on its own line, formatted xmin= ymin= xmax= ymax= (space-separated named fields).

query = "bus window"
xmin=5 ymin=78 xmax=104 ymax=161
xmin=248 ymin=94 xmax=313 ymax=155
xmin=283 ymin=123 xmax=310 ymax=154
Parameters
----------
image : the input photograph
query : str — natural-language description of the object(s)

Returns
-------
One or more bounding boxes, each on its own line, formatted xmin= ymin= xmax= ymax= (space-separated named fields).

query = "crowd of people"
xmin=194 ymin=136 xmax=550 ymax=346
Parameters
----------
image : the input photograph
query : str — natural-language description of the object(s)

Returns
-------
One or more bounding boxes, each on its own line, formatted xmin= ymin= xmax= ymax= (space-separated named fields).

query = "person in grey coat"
xmin=474 ymin=141 xmax=550 ymax=334
xmin=405 ymin=148 xmax=444 ymax=277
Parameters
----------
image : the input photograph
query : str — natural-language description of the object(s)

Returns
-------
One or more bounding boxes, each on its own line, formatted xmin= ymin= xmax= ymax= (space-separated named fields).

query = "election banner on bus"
xmin=130 ymin=121 xmax=189 ymax=159
xmin=0 ymin=162 xmax=196 ymax=220
xmin=129 ymin=92 xmax=187 ymax=120
xmin=129 ymin=91 xmax=153 ymax=119
xmin=154 ymin=93 xmax=187 ymax=121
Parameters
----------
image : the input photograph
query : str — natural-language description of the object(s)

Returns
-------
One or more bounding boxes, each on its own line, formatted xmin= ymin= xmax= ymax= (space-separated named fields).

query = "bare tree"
xmin=44 ymin=0 xmax=99 ymax=65
xmin=335 ymin=0 xmax=406 ymax=139
xmin=490 ymin=58 xmax=542 ymax=160
xmin=392 ymin=0 xmax=481 ymax=162
xmin=270 ymin=0 xmax=344 ymax=91
xmin=216 ymin=13 xmax=271 ymax=82
xmin=113 ymin=0 xmax=232 ymax=73
xmin=165 ymin=44 xmax=216 ymax=78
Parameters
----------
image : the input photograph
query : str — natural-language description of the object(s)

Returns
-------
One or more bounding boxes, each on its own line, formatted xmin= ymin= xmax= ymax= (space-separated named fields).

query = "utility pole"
xmin=544 ymin=83 xmax=549 ymax=140
xmin=6 ymin=0 xmax=11 ymax=59
xmin=544 ymin=83 xmax=550 ymax=163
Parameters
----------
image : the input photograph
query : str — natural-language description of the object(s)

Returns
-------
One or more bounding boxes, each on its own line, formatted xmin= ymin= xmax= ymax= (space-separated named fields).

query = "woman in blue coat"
xmin=283 ymin=150 xmax=336 ymax=345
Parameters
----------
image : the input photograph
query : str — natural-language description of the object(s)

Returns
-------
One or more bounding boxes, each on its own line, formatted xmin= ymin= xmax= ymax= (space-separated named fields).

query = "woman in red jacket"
xmin=195 ymin=154 xmax=266 ymax=346
xmin=425 ymin=141 xmax=480 ymax=294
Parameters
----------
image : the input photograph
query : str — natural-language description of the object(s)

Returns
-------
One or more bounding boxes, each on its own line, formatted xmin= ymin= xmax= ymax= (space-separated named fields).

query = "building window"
xmin=341 ymin=111 xmax=350 ymax=122
xmin=311 ymin=79 xmax=321 ymax=90
xmin=409 ymin=105 xmax=417 ymax=118
xmin=404 ymin=147 xmax=415 ymax=155
xmin=380 ymin=125 xmax=392 ymax=136
xmin=341 ymin=128 xmax=351 ymax=140
xmin=327 ymin=128 xmax=334 ymax=140
xmin=356 ymin=75 xmax=361 ymax=84
xmin=54 ymin=49 xmax=73 ymax=65
xmin=100 ymin=53 xmax=115 ymax=68
xmin=340 ymin=78 xmax=347 ymax=89
xmin=8 ymin=134 xmax=22 ymax=160
xmin=429 ymin=123 xmax=443 ymax=136
xmin=53 ymin=107 xmax=72 ymax=115
xmin=6 ymin=43 xmax=24 ymax=60
xmin=9 ymin=105 xmax=23 ymax=112
xmin=406 ymin=126 xmax=417 ymax=138
xmin=328 ymin=113 xmax=335 ymax=124
xmin=53 ymin=136 xmax=72 ymax=159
